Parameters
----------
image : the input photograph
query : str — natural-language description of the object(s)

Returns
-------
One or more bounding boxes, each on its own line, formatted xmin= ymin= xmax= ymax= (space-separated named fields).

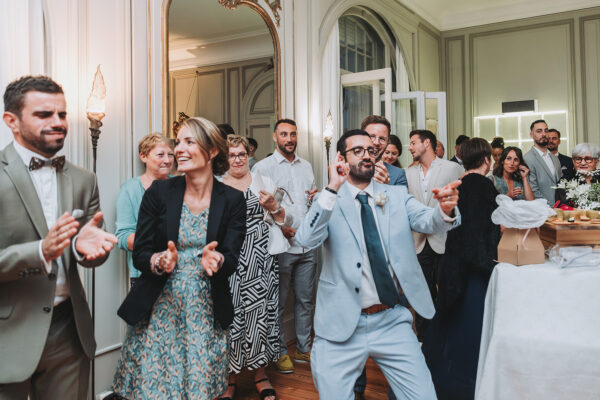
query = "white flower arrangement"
xmin=555 ymin=170 xmax=600 ymax=210
xmin=374 ymin=192 xmax=387 ymax=214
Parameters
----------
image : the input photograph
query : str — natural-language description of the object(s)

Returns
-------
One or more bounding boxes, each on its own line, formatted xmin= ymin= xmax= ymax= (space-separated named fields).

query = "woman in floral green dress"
xmin=112 ymin=117 xmax=246 ymax=399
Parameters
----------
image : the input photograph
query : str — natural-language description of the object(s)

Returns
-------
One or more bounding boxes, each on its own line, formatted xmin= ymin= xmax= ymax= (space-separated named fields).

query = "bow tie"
xmin=28 ymin=156 xmax=66 ymax=171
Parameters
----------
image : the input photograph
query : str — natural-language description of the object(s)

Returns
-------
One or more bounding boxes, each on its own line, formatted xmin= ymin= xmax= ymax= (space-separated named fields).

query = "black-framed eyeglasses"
xmin=343 ymin=146 xmax=378 ymax=158
xmin=228 ymin=152 xmax=248 ymax=161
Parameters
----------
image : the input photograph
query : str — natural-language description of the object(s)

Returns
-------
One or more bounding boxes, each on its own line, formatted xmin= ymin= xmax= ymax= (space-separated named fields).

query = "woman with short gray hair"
xmin=567 ymin=143 xmax=600 ymax=184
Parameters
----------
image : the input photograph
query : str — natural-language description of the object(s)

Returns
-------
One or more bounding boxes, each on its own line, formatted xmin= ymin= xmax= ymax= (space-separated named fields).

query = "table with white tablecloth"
xmin=475 ymin=262 xmax=600 ymax=400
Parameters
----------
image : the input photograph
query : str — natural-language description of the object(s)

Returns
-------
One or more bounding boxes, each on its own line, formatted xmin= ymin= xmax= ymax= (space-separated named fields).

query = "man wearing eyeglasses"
xmin=295 ymin=129 xmax=460 ymax=400
xmin=252 ymin=118 xmax=318 ymax=374
xmin=523 ymin=119 xmax=562 ymax=205
xmin=361 ymin=115 xmax=407 ymax=187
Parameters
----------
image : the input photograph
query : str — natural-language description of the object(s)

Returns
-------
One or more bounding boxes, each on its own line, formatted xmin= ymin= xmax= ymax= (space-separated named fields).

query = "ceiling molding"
xmin=400 ymin=0 xmax=600 ymax=32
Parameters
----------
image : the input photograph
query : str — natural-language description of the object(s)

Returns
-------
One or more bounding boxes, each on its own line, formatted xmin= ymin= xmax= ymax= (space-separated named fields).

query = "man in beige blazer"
xmin=407 ymin=130 xmax=463 ymax=340
xmin=0 ymin=75 xmax=117 ymax=399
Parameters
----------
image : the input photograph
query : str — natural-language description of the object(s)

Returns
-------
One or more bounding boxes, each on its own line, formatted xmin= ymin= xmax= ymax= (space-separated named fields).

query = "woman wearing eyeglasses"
xmin=219 ymin=135 xmax=291 ymax=400
xmin=556 ymin=143 xmax=600 ymax=206
xmin=563 ymin=143 xmax=600 ymax=184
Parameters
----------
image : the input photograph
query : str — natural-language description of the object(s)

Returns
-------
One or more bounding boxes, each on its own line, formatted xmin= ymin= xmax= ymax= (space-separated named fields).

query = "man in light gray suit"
xmin=0 ymin=76 xmax=117 ymax=399
xmin=406 ymin=129 xmax=464 ymax=340
xmin=523 ymin=119 xmax=562 ymax=206
xmin=295 ymin=129 xmax=461 ymax=399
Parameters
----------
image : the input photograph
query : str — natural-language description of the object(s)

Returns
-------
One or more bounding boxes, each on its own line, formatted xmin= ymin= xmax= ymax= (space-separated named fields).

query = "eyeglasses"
xmin=344 ymin=146 xmax=378 ymax=158
xmin=573 ymin=156 xmax=597 ymax=164
xmin=228 ymin=152 xmax=248 ymax=161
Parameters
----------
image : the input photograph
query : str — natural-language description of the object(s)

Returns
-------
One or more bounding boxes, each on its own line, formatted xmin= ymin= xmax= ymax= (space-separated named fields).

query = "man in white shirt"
xmin=523 ymin=119 xmax=562 ymax=205
xmin=406 ymin=130 xmax=464 ymax=340
xmin=252 ymin=118 xmax=318 ymax=373
xmin=0 ymin=75 xmax=117 ymax=399
xmin=294 ymin=129 xmax=460 ymax=399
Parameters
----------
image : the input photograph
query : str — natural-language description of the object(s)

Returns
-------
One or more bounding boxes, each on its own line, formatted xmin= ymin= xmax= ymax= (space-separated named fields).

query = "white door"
xmin=389 ymin=91 xmax=447 ymax=167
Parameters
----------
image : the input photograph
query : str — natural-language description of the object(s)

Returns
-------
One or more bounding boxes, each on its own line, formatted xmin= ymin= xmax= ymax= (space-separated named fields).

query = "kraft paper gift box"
xmin=497 ymin=228 xmax=545 ymax=266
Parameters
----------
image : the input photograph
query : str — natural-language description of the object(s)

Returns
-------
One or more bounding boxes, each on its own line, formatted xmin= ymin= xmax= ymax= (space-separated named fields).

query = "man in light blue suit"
xmin=295 ymin=129 xmax=461 ymax=400
xmin=361 ymin=115 xmax=407 ymax=187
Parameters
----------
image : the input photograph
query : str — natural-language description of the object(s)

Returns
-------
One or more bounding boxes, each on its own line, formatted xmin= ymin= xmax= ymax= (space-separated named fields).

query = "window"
xmin=339 ymin=16 xmax=385 ymax=73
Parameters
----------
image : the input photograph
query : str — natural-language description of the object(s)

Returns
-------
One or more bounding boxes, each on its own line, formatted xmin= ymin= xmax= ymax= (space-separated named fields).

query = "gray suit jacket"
xmin=295 ymin=181 xmax=460 ymax=342
xmin=523 ymin=147 xmax=562 ymax=206
xmin=406 ymin=159 xmax=464 ymax=254
xmin=0 ymin=143 xmax=106 ymax=383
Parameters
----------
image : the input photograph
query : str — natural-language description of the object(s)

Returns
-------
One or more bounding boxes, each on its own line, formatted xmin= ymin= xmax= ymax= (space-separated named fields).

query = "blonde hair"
xmin=226 ymin=134 xmax=250 ymax=153
xmin=138 ymin=133 xmax=173 ymax=157
xmin=180 ymin=117 xmax=229 ymax=175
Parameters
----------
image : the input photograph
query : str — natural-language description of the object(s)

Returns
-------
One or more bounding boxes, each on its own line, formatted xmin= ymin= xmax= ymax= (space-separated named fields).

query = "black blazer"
xmin=117 ymin=176 xmax=246 ymax=329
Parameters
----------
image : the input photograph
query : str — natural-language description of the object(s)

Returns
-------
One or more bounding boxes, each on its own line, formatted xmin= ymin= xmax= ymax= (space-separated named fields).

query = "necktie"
xmin=29 ymin=156 xmax=65 ymax=171
xmin=356 ymin=193 xmax=399 ymax=307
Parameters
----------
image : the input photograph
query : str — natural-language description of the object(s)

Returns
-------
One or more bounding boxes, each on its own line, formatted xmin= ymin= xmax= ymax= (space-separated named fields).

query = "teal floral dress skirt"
xmin=112 ymin=205 xmax=228 ymax=399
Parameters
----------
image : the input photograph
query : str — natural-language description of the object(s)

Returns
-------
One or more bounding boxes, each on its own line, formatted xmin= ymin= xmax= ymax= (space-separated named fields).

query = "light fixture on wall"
xmin=86 ymin=65 xmax=106 ymax=173
xmin=323 ymin=110 xmax=334 ymax=166
xmin=85 ymin=64 xmax=106 ymax=398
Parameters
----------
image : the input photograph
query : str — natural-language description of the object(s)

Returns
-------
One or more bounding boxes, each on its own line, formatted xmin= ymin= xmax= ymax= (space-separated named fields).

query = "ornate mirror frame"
xmin=161 ymin=0 xmax=282 ymax=137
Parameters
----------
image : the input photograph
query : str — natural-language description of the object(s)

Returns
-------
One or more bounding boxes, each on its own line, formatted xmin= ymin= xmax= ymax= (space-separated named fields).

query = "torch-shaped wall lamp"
xmin=323 ymin=110 xmax=334 ymax=166
xmin=85 ymin=65 xmax=105 ymax=397
xmin=86 ymin=65 xmax=106 ymax=173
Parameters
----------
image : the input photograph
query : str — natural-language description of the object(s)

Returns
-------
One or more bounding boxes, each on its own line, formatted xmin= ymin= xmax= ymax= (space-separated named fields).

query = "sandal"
xmin=254 ymin=378 xmax=277 ymax=400
xmin=218 ymin=383 xmax=236 ymax=400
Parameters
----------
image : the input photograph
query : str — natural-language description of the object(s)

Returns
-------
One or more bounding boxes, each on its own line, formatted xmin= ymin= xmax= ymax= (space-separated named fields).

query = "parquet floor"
xmin=232 ymin=342 xmax=389 ymax=400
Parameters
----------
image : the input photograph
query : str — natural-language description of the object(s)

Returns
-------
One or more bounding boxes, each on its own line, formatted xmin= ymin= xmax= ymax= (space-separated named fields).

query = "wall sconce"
xmin=85 ymin=64 xmax=106 ymax=398
xmin=323 ymin=110 xmax=334 ymax=166
xmin=86 ymin=65 xmax=106 ymax=173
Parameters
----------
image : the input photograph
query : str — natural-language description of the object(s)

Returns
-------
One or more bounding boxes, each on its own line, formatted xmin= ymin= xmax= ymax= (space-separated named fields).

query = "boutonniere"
xmin=374 ymin=192 xmax=387 ymax=214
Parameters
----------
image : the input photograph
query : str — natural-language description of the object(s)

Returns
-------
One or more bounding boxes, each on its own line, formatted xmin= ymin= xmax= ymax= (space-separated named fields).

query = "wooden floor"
xmin=232 ymin=342 xmax=390 ymax=400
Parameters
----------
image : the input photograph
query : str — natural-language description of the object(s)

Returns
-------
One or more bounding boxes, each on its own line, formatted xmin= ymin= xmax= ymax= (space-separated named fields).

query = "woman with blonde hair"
xmin=115 ymin=133 xmax=174 ymax=289
xmin=112 ymin=117 xmax=246 ymax=399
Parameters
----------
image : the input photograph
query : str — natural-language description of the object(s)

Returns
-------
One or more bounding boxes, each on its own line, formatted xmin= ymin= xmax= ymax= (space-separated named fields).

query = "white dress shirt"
xmin=252 ymin=150 xmax=315 ymax=254
xmin=13 ymin=141 xmax=69 ymax=305
xmin=418 ymin=158 xmax=440 ymax=201
xmin=533 ymin=146 xmax=557 ymax=180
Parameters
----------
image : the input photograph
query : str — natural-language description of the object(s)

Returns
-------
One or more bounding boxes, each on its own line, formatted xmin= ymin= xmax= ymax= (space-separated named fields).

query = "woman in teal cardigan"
xmin=115 ymin=134 xmax=174 ymax=287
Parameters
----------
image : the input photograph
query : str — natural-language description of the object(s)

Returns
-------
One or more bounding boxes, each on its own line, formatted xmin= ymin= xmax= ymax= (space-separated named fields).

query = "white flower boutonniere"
xmin=374 ymin=192 xmax=388 ymax=214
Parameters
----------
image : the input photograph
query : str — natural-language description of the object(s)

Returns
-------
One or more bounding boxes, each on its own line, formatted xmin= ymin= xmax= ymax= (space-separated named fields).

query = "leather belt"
xmin=361 ymin=303 xmax=392 ymax=315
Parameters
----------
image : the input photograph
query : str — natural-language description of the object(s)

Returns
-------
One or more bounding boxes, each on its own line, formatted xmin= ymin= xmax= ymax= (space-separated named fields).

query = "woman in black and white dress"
xmin=220 ymin=134 xmax=291 ymax=400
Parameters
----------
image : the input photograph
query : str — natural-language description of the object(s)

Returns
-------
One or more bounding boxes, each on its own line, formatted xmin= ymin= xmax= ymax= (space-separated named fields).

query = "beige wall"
xmin=442 ymin=7 xmax=600 ymax=157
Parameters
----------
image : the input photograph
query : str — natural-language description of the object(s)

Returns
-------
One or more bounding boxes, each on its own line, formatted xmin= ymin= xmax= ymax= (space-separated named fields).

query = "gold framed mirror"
xmin=162 ymin=0 xmax=281 ymax=158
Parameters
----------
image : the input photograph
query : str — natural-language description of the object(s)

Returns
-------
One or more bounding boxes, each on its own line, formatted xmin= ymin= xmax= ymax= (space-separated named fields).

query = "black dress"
xmin=421 ymin=173 xmax=501 ymax=400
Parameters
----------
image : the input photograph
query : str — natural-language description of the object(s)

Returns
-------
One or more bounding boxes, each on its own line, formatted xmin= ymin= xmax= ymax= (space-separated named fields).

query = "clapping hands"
xmin=201 ymin=241 xmax=224 ymax=277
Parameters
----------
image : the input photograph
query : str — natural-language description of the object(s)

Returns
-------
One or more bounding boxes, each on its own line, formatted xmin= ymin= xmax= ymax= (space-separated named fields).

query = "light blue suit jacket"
xmin=295 ymin=180 xmax=460 ymax=342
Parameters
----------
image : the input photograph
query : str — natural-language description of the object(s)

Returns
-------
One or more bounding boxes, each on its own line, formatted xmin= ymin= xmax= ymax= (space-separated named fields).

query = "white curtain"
xmin=320 ymin=23 xmax=340 ymax=184
xmin=395 ymin=46 xmax=413 ymax=168
xmin=0 ymin=0 xmax=46 ymax=148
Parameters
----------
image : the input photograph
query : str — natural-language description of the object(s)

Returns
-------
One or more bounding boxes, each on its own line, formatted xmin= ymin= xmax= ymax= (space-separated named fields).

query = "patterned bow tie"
xmin=28 ymin=156 xmax=66 ymax=171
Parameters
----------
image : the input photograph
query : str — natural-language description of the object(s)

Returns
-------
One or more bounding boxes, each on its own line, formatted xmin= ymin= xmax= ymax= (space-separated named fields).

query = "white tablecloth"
xmin=475 ymin=262 xmax=600 ymax=400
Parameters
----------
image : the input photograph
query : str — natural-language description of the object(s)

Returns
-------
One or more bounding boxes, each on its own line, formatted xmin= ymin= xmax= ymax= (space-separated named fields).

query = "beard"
xmin=349 ymin=160 xmax=374 ymax=183
xmin=547 ymin=142 xmax=558 ymax=151
xmin=534 ymin=137 xmax=548 ymax=147
xmin=277 ymin=141 xmax=296 ymax=155
xmin=21 ymin=127 xmax=67 ymax=157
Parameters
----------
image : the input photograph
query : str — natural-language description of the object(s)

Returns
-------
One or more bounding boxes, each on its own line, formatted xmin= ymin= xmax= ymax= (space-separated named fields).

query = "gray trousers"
xmin=277 ymin=249 xmax=316 ymax=354
xmin=0 ymin=299 xmax=90 ymax=400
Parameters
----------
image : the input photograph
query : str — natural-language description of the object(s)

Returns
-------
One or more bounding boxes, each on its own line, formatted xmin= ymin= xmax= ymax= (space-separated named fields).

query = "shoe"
xmin=275 ymin=354 xmax=294 ymax=374
xmin=354 ymin=392 xmax=366 ymax=400
xmin=293 ymin=349 xmax=310 ymax=363
xmin=218 ymin=383 xmax=236 ymax=400
xmin=255 ymin=377 xmax=277 ymax=400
